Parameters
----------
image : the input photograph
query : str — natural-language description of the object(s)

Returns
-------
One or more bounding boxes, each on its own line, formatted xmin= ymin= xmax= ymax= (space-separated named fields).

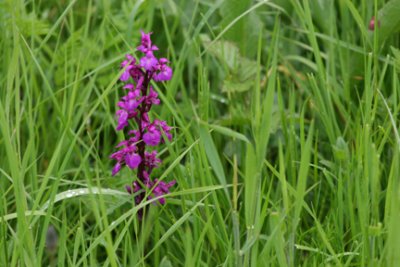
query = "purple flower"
xmin=125 ymin=185 xmax=133 ymax=194
xmin=155 ymin=119 xmax=173 ymax=141
xmin=110 ymin=31 xmax=176 ymax=219
xmin=137 ymin=31 xmax=159 ymax=53
xmin=123 ymin=84 xmax=134 ymax=90
xmin=143 ymin=127 xmax=161 ymax=146
xmin=151 ymin=179 xmax=176 ymax=205
xmin=120 ymin=55 xmax=135 ymax=81
xmin=144 ymin=151 xmax=161 ymax=170
xmin=143 ymin=87 xmax=160 ymax=106
xmin=154 ymin=66 xmax=172 ymax=81
xmin=128 ymin=130 xmax=141 ymax=142
xmin=140 ymin=52 xmax=158 ymax=71
xmin=118 ymin=90 xmax=142 ymax=111
xmin=125 ymin=153 xmax=141 ymax=169
xmin=116 ymin=110 xmax=129 ymax=130
xmin=110 ymin=139 xmax=141 ymax=174
xmin=140 ymin=113 xmax=150 ymax=129
xmin=112 ymin=162 xmax=122 ymax=176
xmin=120 ymin=70 xmax=131 ymax=81
xmin=154 ymin=60 xmax=173 ymax=82
xmin=129 ymin=67 xmax=143 ymax=82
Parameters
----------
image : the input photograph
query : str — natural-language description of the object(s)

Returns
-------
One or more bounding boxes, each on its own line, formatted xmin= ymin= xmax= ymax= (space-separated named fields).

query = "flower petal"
xmin=126 ymin=153 xmax=141 ymax=169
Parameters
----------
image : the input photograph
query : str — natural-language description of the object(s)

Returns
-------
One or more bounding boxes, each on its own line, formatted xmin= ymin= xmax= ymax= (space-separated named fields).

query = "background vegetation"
xmin=1 ymin=0 xmax=400 ymax=266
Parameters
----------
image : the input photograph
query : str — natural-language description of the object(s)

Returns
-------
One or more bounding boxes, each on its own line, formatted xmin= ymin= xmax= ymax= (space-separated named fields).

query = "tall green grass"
xmin=1 ymin=0 xmax=400 ymax=266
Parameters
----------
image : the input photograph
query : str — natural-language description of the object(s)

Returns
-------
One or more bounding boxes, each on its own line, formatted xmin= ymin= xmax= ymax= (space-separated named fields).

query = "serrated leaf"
xmin=238 ymin=57 xmax=258 ymax=81
xmin=200 ymin=34 xmax=240 ymax=71
xmin=201 ymin=34 xmax=260 ymax=95
xmin=222 ymin=78 xmax=253 ymax=93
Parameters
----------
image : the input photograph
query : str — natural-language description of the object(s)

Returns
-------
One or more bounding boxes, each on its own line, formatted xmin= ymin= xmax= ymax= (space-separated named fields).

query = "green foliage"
xmin=1 ymin=0 xmax=400 ymax=266
xmin=375 ymin=0 xmax=400 ymax=44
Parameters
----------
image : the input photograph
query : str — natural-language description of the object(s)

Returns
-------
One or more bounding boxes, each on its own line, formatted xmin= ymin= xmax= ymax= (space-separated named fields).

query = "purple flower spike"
xmin=110 ymin=31 xmax=175 ymax=219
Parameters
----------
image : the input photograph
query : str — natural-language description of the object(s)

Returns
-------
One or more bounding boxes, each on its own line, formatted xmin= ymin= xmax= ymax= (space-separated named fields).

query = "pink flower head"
xmin=111 ymin=31 xmax=176 ymax=218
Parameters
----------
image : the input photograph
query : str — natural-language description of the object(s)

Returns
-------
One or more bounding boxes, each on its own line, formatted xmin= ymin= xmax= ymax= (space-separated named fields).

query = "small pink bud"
xmin=368 ymin=16 xmax=380 ymax=31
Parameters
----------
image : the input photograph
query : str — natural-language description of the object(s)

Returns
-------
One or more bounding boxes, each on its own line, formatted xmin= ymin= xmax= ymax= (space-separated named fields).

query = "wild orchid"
xmin=110 ymin=31 xmax=175 ymax=218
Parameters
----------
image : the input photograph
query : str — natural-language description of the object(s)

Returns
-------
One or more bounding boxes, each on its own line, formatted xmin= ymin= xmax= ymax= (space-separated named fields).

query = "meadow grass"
xmin=1 ymin=0 xmax=400 ymax=266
